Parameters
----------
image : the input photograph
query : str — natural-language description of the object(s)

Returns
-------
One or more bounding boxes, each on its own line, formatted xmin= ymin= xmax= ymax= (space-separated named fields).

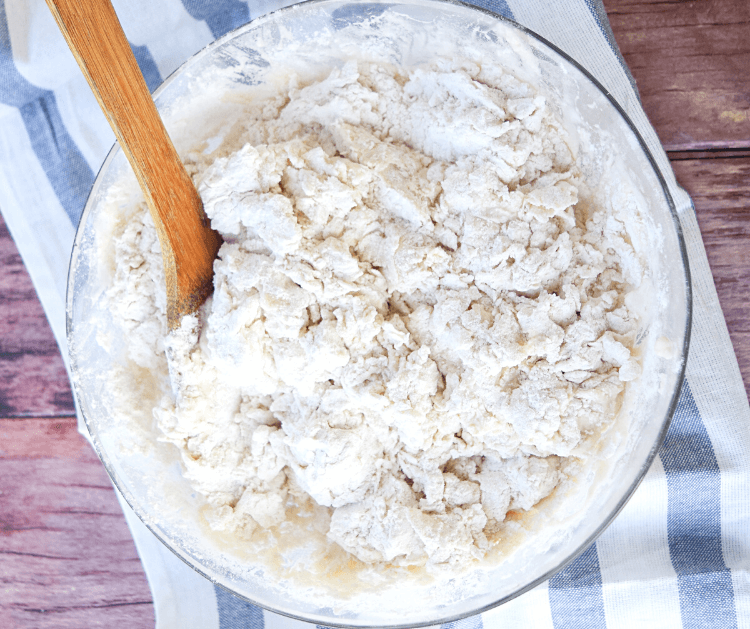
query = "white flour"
xmin=103 ymin=57 xmax=644 ymax=568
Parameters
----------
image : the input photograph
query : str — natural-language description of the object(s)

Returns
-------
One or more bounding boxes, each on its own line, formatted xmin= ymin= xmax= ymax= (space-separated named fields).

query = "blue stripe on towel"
xmin=660 ymin=381 xmax=738 ymax=629
xmin=0 ymin=8 xmax=45 ymax=107
xmin=0 ymin=1 xmax=94 ymax=227
xmin=215 ymin=585 xmax=265 ymax=629
xmin=548 ymin=542 xmax=606 ymax=629
xmin=19 ymin=96 xmax=94 ymax=227
xmin=180 ymin=0 xmax=251 ymax=39
xmin=465 ymin=0 xmax=514 ymax=20
xmin=441 ymin=613 xmax=484 ymax=629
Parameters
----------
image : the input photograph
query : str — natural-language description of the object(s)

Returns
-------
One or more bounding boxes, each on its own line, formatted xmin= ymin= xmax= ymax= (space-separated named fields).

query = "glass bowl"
xmin=66 ymin=0 xmax=691 ymax=626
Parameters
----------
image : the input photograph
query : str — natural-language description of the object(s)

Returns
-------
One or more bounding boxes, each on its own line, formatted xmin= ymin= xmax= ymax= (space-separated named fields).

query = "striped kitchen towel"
xmin=1 ymin=0 xmax=748 ymax=628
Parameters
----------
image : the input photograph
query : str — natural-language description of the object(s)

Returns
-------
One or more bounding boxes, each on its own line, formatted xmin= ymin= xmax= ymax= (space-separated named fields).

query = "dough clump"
xmin=106 ymin=58 xmax=642 ymax=567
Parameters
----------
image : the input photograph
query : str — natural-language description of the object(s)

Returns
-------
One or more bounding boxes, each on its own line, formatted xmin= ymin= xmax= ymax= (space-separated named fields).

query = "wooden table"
xmin=1 ymin=1 xmax=748 ymax=626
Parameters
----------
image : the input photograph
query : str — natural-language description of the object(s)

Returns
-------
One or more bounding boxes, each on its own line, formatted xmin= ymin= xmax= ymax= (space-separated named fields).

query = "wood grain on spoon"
xmin=46 ymin=0 xmax=222 ymax=329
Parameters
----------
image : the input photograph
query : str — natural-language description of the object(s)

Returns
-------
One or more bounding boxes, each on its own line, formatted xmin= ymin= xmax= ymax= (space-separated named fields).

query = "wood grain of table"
xmin=608 ymin=0 xmax=750 ymax=396
xmin=1 ymin=1 xmax=748 ymax=627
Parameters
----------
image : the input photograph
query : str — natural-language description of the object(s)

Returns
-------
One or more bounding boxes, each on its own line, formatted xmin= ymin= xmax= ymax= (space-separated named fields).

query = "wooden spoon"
xmin=46 ymin=0 xmax=223 ymax=330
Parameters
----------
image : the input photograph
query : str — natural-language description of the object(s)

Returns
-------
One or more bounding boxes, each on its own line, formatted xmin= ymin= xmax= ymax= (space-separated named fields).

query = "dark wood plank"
xmin=604 ymin=0 xmax=750 ymax=151
xmin=670 ymin=155 xmax=750 ymax=399
xmin=0 ymin=216 xmax=75 ymax=418
xmin=605 ymin=0 xmax=750 ymax=398
xmin=0 ymin=417 xmax=154 ymax=628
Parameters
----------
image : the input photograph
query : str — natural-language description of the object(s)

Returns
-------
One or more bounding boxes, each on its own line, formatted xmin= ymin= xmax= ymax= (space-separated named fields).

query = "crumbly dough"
xmin=106 ymin=58 xmax=642 ymax=567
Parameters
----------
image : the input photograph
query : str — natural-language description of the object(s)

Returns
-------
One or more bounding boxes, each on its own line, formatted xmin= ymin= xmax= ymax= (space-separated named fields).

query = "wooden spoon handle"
xmin=46 ymin=0 xmax=222 ymax=328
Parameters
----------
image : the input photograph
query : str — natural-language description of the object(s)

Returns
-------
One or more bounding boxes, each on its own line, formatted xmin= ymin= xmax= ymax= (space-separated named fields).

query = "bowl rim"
xmin=66 ymin=0 xmax=692 ymax=625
